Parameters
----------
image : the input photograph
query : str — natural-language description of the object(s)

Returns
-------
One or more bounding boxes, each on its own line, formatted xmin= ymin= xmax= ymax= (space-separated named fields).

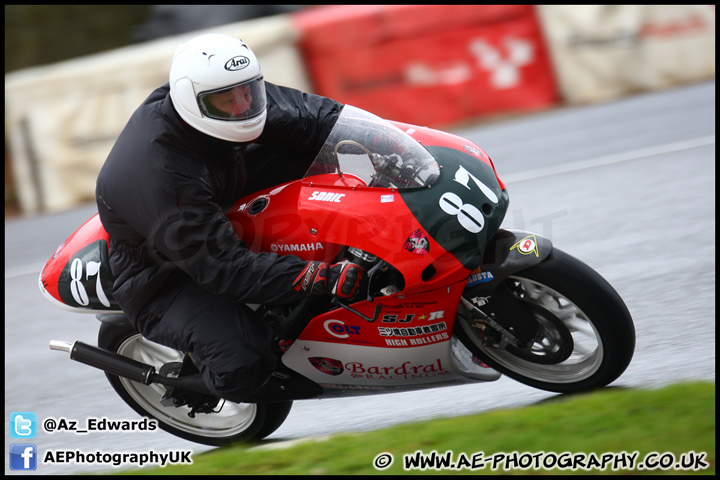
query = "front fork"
xmin=460 ymin=229 xmax=554 ymax=349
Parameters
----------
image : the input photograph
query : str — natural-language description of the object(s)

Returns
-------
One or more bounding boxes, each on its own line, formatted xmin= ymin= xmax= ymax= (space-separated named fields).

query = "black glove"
xmin=292 ymin=260 xmax=364 ymax=299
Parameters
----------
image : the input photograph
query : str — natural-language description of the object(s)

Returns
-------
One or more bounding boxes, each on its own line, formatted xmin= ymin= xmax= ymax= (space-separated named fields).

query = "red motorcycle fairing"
xmin=276 ymin=277 xmax=506 ymax=395
xmin=297 ymin=279 xmax=465 ymax=349
xmin=228 ymin=176 xmax=472 ymax=296
xmin=39 ymin=214 xmax=121 ymax=313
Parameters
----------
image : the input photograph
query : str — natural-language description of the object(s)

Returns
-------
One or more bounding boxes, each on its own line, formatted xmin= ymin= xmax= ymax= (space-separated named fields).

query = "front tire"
xmin=98 ymin=320 xmax=292 ymax=446
xmin=456 ymin=249 xmax=635 ymax=393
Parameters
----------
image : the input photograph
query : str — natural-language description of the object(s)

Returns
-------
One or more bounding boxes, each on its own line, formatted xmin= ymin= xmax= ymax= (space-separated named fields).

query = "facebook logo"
xmin=10 ymin=412 xmax=37 ymax=438
xmin=10 ymin=444 xmax=37 ymax=470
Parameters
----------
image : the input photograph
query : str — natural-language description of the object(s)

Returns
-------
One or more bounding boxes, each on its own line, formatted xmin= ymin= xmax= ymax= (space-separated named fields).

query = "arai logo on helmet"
xmin=225 ymin=56 xmax=250 ymax=71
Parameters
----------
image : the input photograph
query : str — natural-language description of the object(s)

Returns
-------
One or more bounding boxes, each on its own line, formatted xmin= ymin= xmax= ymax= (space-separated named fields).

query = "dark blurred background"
xmin=4 ymin=5 xmax=307 ymax=215
xmin=4 ymin=5 xmax=306 ymax=74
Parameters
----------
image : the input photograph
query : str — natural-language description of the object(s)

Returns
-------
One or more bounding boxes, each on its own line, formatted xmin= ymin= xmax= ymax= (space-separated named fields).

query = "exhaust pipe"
xmin=50 ymin=340 xmax=155 ymax=384
xmin=49 ymin=340 xmax=212 ymax=395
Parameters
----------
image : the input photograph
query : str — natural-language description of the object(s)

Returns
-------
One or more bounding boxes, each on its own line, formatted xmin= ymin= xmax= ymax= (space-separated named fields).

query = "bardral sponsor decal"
xmin=345 ymin=359 xmax=449 ymax=380
xmin=311 ymin=358 xmax=451 ymax=380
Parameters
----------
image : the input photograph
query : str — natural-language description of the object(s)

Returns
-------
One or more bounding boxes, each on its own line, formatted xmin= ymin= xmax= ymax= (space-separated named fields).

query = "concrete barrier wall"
xmin=4 ymin=6 xmax=715 ymax=214
xmin=537 ymin=5 xmax=715 ymax=105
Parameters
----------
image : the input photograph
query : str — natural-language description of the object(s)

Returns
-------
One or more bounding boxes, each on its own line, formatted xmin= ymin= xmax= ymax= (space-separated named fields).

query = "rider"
xmin=95 ymin=33 xmax=363 ymax=403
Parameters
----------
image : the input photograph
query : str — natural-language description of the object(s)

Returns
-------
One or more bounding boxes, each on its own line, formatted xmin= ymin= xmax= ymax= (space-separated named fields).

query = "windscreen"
xmin=304 ymin=105 xmax=440 ymax=190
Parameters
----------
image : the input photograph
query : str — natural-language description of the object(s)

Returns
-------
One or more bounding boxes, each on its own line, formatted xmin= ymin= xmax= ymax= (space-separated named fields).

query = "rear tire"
xmin=98 ymin=320 xmax=292 ymax=446
xmin=456 ymin=249 xmax=635 ymax=393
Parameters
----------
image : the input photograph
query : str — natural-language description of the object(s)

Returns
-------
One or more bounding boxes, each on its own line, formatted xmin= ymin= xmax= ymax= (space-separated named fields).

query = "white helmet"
xmin=169 ymin=33 xmax=267 ymax=143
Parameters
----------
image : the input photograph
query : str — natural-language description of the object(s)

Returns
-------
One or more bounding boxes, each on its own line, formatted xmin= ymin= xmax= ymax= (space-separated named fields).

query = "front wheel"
xmin=98 ymin=320 xmax=292 ymax=446
xmin=456 ymin=249 xmax=635 ymax=393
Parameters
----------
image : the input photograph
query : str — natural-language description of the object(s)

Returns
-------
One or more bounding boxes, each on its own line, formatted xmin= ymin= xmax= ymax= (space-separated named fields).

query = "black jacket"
xmin=96 ymin=82 xmax=343 ymax=325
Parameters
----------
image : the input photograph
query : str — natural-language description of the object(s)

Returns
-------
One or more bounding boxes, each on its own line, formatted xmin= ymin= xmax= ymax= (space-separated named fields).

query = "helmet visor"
xmin=197 ymin=76 xmax=266 ymax=121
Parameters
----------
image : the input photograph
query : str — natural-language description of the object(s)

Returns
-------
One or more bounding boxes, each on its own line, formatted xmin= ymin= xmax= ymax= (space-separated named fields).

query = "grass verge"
xmin=120 ymin=381 xmax=714 ymax=475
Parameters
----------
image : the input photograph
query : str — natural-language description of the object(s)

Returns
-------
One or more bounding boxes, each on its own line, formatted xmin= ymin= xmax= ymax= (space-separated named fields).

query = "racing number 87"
xmin=70 ymin=258 xmax=111 ymax=308
xmin=439 ymin=165 xmax=499 ymax=234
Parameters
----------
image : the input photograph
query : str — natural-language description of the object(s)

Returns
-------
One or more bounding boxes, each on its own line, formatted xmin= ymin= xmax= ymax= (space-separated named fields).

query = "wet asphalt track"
xmin=5 ymin=80 xmax=715 ymax=475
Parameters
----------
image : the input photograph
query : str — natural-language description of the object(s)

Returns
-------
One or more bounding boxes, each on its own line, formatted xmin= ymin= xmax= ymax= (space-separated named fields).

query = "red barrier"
xmin=293 ymin=5 xmax=559 ymax=127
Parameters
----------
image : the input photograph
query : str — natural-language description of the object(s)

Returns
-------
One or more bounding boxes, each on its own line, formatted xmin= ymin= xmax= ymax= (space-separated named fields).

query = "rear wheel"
xmin=456 ymin=249 xmax=635 ymax=393
xmin=98 ymin=320 xmax=292 ymax=446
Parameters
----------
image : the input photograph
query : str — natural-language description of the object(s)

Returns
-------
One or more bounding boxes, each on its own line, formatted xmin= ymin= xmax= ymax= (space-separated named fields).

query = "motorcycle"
xmin=41 ymin=105 xmax=635 ymax=446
